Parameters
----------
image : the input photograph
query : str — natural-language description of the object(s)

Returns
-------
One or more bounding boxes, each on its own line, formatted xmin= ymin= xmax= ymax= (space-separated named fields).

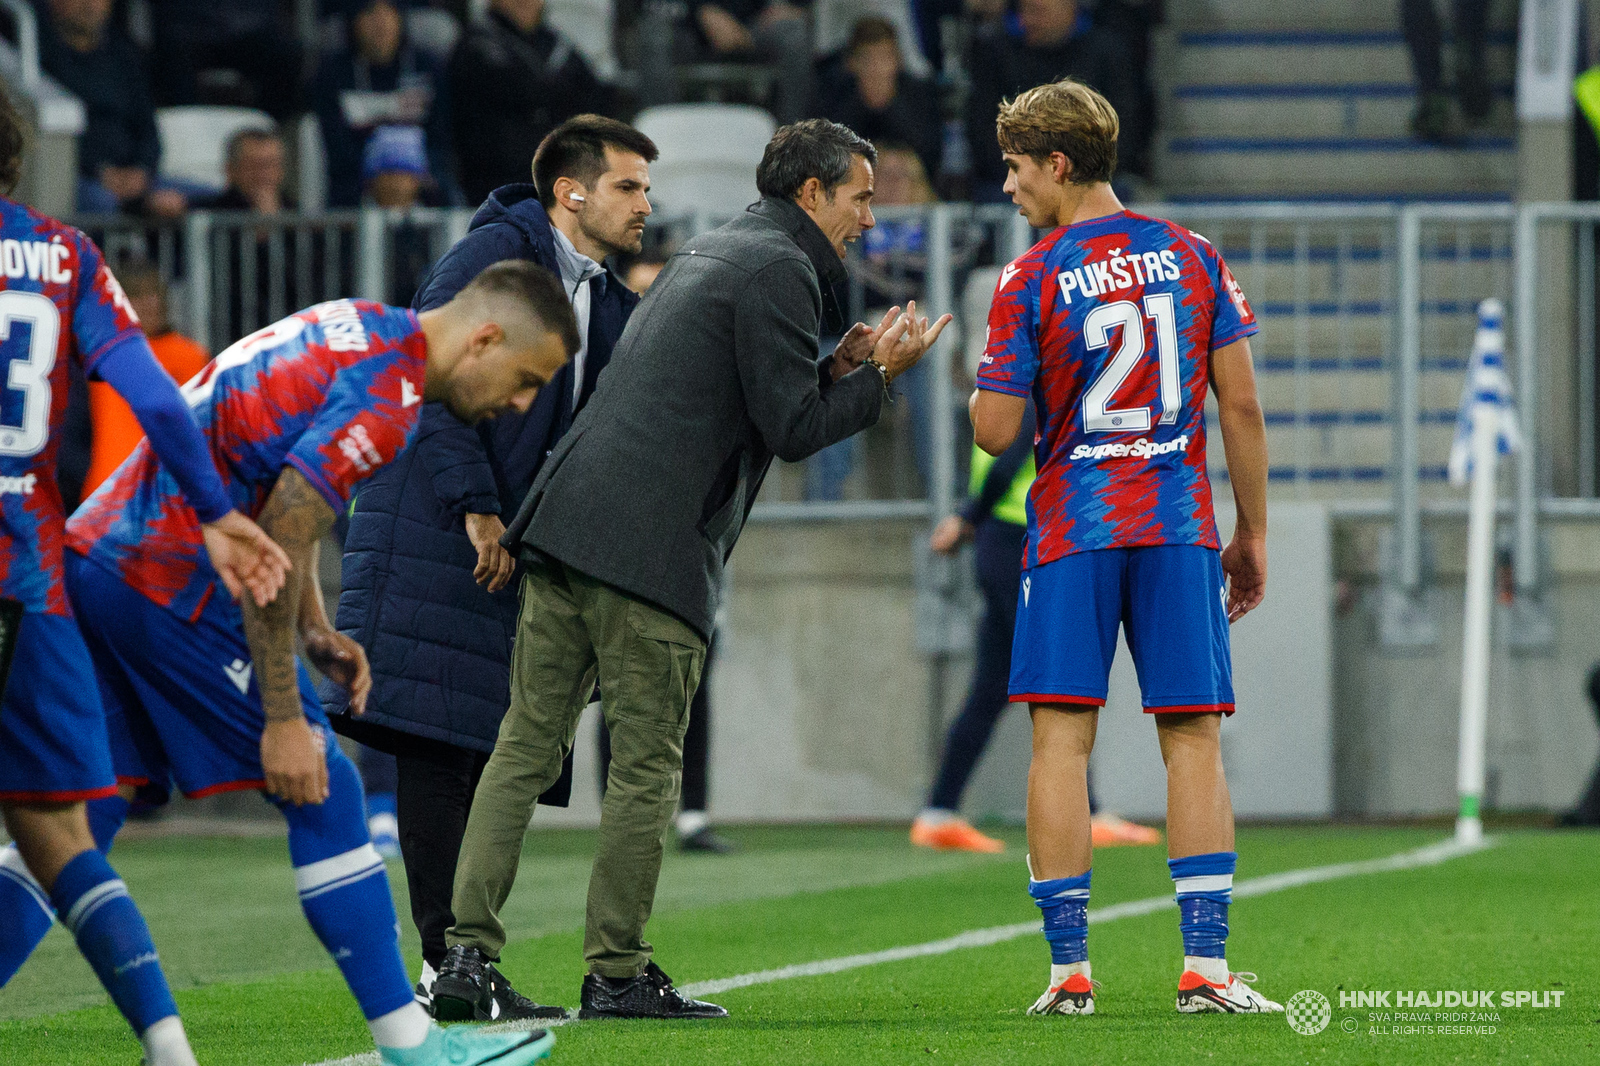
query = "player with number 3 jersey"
xmin=969 ymin=80 xmax=1279 ymax=1019
xmin=0 ymin=86 xmax=289 ymax=1066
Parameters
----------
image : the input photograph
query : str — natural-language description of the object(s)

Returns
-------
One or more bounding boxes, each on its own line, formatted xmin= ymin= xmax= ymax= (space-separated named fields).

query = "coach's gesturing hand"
xmin=872 ymin=300 xmax=953 ymax=381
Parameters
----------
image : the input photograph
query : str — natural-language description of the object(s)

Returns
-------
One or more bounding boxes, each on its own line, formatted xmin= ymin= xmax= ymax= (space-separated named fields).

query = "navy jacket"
xmin=325 ymin=187 xmax=637 ymax=774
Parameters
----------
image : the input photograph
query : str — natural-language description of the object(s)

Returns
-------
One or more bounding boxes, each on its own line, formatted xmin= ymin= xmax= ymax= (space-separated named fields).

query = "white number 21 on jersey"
xmin=1081 ymin=293 xmax=1180 ymax=434
xmin=0 ymin=291 xmax=62 ymax=457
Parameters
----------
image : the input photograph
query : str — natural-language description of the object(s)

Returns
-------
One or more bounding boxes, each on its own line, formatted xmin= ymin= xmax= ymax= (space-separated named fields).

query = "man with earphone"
xmin=325 ymin=115 xmax=658 ymax=1024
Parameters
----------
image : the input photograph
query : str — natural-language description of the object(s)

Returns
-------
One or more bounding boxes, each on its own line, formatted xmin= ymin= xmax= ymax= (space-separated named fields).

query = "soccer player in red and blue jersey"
xmin=971 ymin=80 xmax=1278 ymax=1016
xmin=0 ymin=90 xmax=290 ymax=1065
xmin=4 ymin=262 xmax=577 ymax=1066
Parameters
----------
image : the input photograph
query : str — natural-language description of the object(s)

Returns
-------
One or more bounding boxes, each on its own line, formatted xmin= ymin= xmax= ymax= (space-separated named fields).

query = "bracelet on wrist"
xmin=862 ymin=356 xmax=894 ymax=403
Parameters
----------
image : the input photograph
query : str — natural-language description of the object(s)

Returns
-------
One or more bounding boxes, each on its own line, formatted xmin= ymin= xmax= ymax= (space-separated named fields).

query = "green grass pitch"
xmin=1 ymin=824 xmax=1595 ymax=1065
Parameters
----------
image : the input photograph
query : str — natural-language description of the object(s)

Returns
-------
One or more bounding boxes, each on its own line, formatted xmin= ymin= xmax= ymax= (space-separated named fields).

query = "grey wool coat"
xmin=503 ymin=196 xmax=887 ymax=639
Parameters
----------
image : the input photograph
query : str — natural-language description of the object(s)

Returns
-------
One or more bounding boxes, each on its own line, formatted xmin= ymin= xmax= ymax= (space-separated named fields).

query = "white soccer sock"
xmin=368 ymin=1002 xmax=432 ymax=1049
xmin=1050 ymin=960 xmax=1090 ymax=987
xmin=676 ymin=810 xmax=709 ymax=837
xmin=916 ymin=808 xmax=958 ymax=825
xmin=141 ymin=1015 xmax=199 ymax=1066
xmin=1185 ymin=955 xmax=1229 ymax=985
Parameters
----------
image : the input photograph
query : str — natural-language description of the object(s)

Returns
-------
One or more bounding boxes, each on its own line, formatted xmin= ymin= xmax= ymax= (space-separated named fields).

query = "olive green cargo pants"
xmin=447 ymin=560 xmax=705 ymax=978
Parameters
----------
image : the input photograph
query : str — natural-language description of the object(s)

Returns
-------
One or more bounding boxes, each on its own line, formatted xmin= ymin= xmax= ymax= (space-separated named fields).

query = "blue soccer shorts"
xmin=0 ymin=611 xmax=119 ymax=802
xmin=64 ymin=552 xmax=329 ymax=802
xmin=1008 ymin=544 xmax=1235 ymax=714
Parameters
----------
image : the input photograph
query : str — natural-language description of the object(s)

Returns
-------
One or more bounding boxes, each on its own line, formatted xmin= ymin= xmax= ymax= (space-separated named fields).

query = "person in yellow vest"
xmin=83 ymin=261 xmax=210 ymax=497
xmin=912 ymin=400 xmax=1160 ymax=851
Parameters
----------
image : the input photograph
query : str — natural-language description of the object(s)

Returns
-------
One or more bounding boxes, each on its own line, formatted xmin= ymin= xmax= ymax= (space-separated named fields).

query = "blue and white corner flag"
xmin=1447 ymin=298 xmax=1522 ymax=488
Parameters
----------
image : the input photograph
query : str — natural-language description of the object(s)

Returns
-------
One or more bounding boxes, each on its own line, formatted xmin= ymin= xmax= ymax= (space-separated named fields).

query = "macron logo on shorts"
xmin=1023 ymin=576 xmax=1031 ymax=607
xmin=224 ymin=658 xmax=252 ymax=695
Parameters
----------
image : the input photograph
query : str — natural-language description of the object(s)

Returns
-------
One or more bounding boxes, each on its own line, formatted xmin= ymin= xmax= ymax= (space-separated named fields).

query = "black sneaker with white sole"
xmin=578 ymin=961 xmax=728 ymax=1019
xmin=430 ymin=944 xmax=566 ymax=1022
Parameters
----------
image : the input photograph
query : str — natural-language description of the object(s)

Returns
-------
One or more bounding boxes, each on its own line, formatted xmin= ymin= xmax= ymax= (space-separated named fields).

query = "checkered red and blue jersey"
xmin=0 ymin=199 xmax=148 ymax=616
xmin=975 ymin=210 xmax=1257 ymax=568
xmin=68 ymin=299 xmax=427 ymax=620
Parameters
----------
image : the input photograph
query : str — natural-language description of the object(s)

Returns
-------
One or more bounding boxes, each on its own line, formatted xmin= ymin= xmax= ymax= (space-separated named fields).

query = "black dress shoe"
xmin=579 ymin=961 xmax=729 ymax=1019
xmin=679 ymin=826 xmax=739 ymax=854
xmin=430 ymin=944 xmax=566 ymax=1022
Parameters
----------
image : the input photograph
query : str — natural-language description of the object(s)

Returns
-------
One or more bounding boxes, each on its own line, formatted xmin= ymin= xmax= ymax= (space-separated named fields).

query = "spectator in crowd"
xmin=314 ymin=0 xmax=456 ymax=208
xmin=362 ymin=125 xmax=436 ymax=306
xmin=149 ymin=0 xmax=304 ymax=117
xmin=196 ymin=127 xmax=290 ymax=214
xmin=819 ymin=18 xmax=942 ymax=180
xmin=197 ymin=128 xmax=350 ymax=338
xmin=40 ymin=0 xmax=185 ymax=216
xmin=1094 ymin=0 xmax=1162 ymax=178
xmin=637 ymin=0 xmax=812 ymax=125
xmin=449 ymin=0 xmax=613 ymax=204
xmin=83 ymin=261 xmax=210 ymax=498
xmin=1401 ymin=0 xmax=1491 ymax=143
xmin=964 ymin=0 xmax=1141 ymax=198
xmin=620 ymin=254 xmax=667 ymax=294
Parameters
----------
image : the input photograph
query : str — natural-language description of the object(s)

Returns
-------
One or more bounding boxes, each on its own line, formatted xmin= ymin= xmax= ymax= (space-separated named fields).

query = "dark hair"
xmin=847 ymin=16 xmax=899 ymax=54
xmin=756 ymin=119 xmax=877 ymax=202
xmin=460 ymin=260 xmax=581 ymax=356
xmin=0 ymin=83 xmax=26 ymax=196
xmin=225 ymin=125 xmax=281 ymax=165
xmin=532 ymin=115 xmax=659 ymax=210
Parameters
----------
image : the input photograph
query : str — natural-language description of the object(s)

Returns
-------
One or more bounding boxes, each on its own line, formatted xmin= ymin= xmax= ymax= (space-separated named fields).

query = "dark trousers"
xmin=396 ymin=747 xmax=489 ymax=970
xmin=1399 ymin=0 xmax=1489 ymax=94
xmin=926 ymin=520 xmax=1102 ymax=814
xmin=927 ymin=520 xmax=1025 ymax=811
xmin=597 ymin=637 xmax=713 ymax=811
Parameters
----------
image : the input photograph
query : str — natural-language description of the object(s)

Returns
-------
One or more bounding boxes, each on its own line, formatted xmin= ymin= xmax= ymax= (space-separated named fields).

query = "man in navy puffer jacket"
xmin=324 ymin=115 xmax=657 ymax=1019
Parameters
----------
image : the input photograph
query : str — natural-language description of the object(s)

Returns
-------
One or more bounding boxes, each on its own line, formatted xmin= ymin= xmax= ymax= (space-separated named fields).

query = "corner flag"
xmin=1447 ymin=299 xmax=1521 ymax=488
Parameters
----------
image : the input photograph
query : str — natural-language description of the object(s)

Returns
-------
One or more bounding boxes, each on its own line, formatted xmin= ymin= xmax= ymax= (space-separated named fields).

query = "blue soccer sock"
xmin=1169 ymin=851 xmax=1236 ymax=960
xmin=278 ymin=740 xmax=420 ymax=1037
xmin=1029 ymin=869 xmax=1090 ymax=965
xmin=0 ymin=795 xmax=132 ymax=988
xmin=49 ymin=849 xmax=179 ymax=1035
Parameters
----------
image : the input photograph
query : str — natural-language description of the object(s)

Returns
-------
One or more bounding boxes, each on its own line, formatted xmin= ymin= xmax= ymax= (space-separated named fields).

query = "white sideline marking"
xmin=302 ymin=836 xmax=1490 ymax=1066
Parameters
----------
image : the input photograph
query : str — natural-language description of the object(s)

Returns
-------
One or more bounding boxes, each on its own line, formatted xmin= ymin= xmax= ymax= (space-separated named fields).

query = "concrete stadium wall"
xmin=1329 ymin=517 xmax=1600 ymax=817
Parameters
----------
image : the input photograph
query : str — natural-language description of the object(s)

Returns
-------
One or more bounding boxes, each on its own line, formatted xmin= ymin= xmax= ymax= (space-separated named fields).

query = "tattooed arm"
xmin=298 ymin=538 xmax=373 ymax=716
xmin=242 ymin=466 xmax=336 ymax=806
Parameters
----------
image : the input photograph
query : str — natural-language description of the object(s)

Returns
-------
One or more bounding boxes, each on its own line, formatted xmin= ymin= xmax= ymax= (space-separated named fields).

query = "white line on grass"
xmin=302 ymin=835 xmax=1490 ymax=1066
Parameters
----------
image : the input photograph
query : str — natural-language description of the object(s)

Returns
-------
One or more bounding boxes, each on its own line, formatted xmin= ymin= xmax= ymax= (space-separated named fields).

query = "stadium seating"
xmin=156 ymin=105 xmax=275 ymax=193
xmin=633 ymin=104 xmax=776 ymax=216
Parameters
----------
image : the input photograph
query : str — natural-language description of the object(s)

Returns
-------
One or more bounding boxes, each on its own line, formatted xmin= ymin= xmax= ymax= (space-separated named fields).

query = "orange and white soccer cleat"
xmin=1028 ymin=972 xmax=1097 ymax=1015
xmin=1175 ymin=969 xmax=1283 ymax=1013
xmin=1090 ymin=813 xmax=1162 ymax=847
xmin=910 ymin=815 xmax=1005 ymax=853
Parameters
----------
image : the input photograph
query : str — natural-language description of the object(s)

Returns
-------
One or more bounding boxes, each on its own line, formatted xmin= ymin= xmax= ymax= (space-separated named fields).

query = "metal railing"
xmin=64 ymin=201 xmax=1600 ymax=608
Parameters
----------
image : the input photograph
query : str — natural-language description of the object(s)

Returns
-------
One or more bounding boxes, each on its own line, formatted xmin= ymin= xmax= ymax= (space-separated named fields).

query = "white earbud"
xmin=569 ymin=194 xmax=586 ymax=203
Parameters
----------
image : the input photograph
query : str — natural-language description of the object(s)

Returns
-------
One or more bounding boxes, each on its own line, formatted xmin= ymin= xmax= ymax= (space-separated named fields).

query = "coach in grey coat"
xmin=437 ymin=120 xmax=950 ymax=1020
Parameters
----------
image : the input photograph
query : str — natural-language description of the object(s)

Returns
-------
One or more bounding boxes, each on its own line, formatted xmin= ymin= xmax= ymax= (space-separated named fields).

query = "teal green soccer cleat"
xmin=378 ymin=1024 xmax=554 ymax=1066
